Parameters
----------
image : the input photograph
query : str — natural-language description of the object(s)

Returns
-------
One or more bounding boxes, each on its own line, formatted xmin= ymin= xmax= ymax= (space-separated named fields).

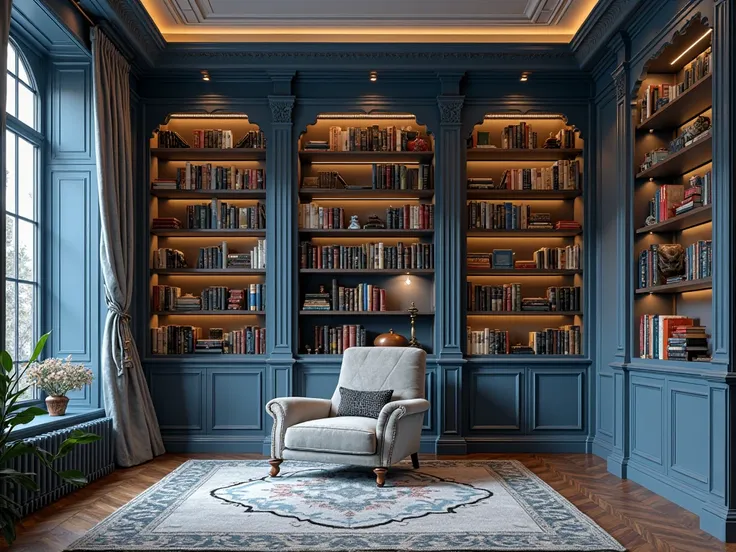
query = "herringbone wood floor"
xmin=2 ymin=453 xmax=734 ymax=551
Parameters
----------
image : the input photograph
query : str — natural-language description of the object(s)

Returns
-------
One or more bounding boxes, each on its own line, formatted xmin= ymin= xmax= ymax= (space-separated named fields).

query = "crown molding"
xmin=571 ymin=0 xmax=643 ymax=70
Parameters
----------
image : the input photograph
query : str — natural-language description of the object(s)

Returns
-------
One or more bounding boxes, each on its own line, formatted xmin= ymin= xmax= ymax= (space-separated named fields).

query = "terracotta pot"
xmin=46 ymin=395 xmax=69 ymax=416
xmin=373 ymin=329 xmax=409 ymax=347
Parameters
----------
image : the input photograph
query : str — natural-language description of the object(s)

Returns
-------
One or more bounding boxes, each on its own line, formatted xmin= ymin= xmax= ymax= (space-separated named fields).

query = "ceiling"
xmin=138 ymin=0 xmax=601 ymax=43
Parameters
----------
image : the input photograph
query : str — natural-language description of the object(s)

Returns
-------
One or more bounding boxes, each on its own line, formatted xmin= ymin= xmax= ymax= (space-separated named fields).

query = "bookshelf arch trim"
xmin=462 ymin=106 xmax=589 ymax=144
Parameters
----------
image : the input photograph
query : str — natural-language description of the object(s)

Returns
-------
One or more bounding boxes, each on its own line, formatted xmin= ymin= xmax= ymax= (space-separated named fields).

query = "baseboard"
xmin=463 ymin=436 xmax=589 ymax=453
xmin=163 ymin=436 xmax=266 ymax=454
xmin=591 ymin=438 xmax=613 ymax=460
xmin=419 ymin=436 xmax=437 ymax=453
xmin=435 ymin=436 xmax=468 ymax=455
xmin=606 ymin=450 xmax=628 ymax=478
xmin=627 ymin=458 xmax=731 ymax=541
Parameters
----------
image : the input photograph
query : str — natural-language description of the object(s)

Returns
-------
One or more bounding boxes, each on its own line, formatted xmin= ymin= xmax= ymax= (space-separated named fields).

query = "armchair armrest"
xmin=266 ymin=397 xmax=332 ymax=458
xmin=376 ymin=399 xmax=430 ymax=465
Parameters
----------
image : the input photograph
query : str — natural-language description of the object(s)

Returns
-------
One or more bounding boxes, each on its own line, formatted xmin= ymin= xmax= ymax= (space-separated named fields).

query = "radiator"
xmin=7 ymin=417 xmax=115 ymax=516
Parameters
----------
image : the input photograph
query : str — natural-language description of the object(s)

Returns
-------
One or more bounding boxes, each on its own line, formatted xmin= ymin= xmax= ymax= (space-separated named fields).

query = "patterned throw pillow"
xmin=337 ymin=387 xmax=394 ymax=419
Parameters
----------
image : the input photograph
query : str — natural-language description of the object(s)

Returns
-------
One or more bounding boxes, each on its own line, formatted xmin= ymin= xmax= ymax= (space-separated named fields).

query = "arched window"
xmin=5 ymin=39 xmax=41 ymax=400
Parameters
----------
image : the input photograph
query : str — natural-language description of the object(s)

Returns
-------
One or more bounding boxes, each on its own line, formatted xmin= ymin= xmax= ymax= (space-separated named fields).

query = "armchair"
xmin=266 ymin=347 xmax=429 ymax=486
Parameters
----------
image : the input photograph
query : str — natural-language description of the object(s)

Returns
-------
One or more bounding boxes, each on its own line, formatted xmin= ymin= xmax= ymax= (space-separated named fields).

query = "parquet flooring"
xmin=2 ymin=452 xmax=734 ymax=551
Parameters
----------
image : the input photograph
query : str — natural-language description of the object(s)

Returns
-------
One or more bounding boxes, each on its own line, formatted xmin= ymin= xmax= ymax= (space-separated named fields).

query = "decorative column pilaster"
xmin=435 ymin=95 xmax=467 ymax=454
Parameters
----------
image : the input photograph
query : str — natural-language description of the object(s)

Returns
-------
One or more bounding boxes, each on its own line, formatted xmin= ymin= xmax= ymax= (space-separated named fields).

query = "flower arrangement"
xmin=26 ymin=356 xmax=94 ymax=397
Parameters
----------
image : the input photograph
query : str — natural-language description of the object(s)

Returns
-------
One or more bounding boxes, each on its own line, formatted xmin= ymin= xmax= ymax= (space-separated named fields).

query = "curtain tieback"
xmin=106 ymin=298 xmax=133 ymax=374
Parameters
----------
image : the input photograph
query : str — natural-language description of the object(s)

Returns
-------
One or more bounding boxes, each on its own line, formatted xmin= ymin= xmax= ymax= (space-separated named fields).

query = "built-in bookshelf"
xmin=465 ymin=114 xmax=585 ymax=356
xmin=148 ymin=114 xmax=267 ymax=357
xmin=297 ymin=113 xmax=435 ymax=355
xmin=632 ymin=19 xmax=713 ymax=363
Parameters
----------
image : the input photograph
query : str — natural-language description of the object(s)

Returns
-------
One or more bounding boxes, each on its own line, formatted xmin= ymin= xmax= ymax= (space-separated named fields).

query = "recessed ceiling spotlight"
xmin=520 ymin=72 xmax=530 ymax=82
xmin=201 ymin=70 xmax=210 ymax=81
xmin=370 ymin=71 xmax=378 ymax=82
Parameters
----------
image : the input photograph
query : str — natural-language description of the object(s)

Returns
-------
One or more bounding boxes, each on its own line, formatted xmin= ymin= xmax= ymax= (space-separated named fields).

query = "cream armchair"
xmin=266 ymin=347 xmax=429 ymax=486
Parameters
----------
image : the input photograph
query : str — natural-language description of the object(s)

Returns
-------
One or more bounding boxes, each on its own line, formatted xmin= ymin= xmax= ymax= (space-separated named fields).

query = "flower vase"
xmin=46 ymin=395 xmax=69 ymax=416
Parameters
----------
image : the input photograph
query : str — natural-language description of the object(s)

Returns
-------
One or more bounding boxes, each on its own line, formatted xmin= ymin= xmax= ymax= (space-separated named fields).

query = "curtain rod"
xmin=70 ymin=0 xmax=96 ymax=26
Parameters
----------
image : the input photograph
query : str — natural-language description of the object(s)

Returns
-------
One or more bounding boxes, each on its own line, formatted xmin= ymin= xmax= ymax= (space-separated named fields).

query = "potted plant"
xmin=0 ymin=333 xmax=102 ymax=545
xmin=26 ymin=356 xmax=94 ymax=416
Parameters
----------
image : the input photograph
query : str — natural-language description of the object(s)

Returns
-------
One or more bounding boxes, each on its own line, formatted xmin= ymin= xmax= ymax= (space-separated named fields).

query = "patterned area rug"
xmin=66 ymin=460 xmax=625 ymax=551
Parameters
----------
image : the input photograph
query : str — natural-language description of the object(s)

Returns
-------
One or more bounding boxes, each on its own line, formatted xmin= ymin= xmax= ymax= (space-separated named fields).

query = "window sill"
xmin=9 ymin=407 xmax=107 ymax=441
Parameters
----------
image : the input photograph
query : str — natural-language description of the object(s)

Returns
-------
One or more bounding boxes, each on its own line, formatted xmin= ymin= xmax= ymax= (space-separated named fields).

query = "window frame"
xmin=5 ymin=37 xmax=44 ymax=405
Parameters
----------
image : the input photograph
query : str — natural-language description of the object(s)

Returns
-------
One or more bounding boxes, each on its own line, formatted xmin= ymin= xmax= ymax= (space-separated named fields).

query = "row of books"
xmin=303 ymin=282 xmax=388 ymax=312
xmin=371 ymin=164 xmax=433 ymax=190
xmin=300 ymin=242 xmax=434 ymax=270
xmin=647 ymin=174 xmax=711 ymax=223
xmin=299 ymin=204 xmax=433 ymax=230
xmin=466 ymin=245 xmax=581 ymax=270
xmin=639 ymin=47 xmax=711 ymax=123
xmin=151 ymin=284 xmax=265 ymax=312
xmin=150 ymin=325 xmax=265 ymax=355
xmin=467 ymin=202 xmax=552 ymax=230
xmin=152 ymin=165 xmax=265 ymax=191
xmin=197 ymin=240 xmax=266 ymax=270
xmin=639 ymin=315 xmax=708 ymax=361
xmin=191 ymin=129 xmax=265 ymax=149
xmin=152 ymin=217 xmax=182 ymax=230
xmin=637 ymin=241 xmax=712 ymax=289
xmin=307 ymin=325 xmax=367 ymax=354
xmin=684 ymin=240 xmax=712 ymax=281
xmin=467 ymin=284 xmax=581 ymax=312
xmin=321 ymin=126 xmax=428 ymax=152
xmin=185 ymin=201 xmax=265 ymax=230
xmin=499 ymin=160 xmax=581 ymax=191
xmin=465 ymin=325 xmax=582 ymax=355
xmin=152 ymin=248 xmax=186 ymax=269
xmin=156 ymin=130 xmax=188 ymax=149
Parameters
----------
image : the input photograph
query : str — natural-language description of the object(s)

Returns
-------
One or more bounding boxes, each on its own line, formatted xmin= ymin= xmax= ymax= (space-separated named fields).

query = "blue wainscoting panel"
xmin=149 ymin=369 xmax=205 ymax=432
xmin=530 ymin=368 xmax=584 ymax=431
xmin=423 ymin=370 xmax=435 ymax=432
xmin=597 ymin=372 xmax=614 ymax=440
xmin=630 ymin=374 xmax=664 ymax=469
xmin=51 ymin=62 xmax=93 ymax=161
xmin=469 ymin=368 xmax=523 ymax=432
xmin=296 ymin=365 xmax=340 ymax=400
xmin=208 ymin=369 xmax=264 ymax=432
xmin=709 ymin=387 xmax=727 ymax=500
xmin=669 ymin=380 xmax=710 ymax=490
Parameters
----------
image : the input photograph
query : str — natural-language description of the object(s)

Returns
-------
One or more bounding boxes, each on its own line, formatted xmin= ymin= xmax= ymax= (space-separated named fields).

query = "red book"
xmin=349 ymin=325 xmax=357 ymax=348
xmin=379 ymin=289 xmax=387 ymax=311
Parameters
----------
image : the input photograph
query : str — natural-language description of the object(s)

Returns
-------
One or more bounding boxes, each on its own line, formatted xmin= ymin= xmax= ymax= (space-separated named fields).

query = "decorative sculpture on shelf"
xmin=374 ymin=329 xmax=409 ymax=347
xmin=658 ymin=244 xmax=685 ymax=278
xmin=348 ymin=215 xmax=361 ymax=230
xmin=543 ymin=132 xmax=561 ymax=149
xmin=408 ymin=302 xmax=420 ymax=348
xmin=363 ymin=214 xmax=386 ymax=230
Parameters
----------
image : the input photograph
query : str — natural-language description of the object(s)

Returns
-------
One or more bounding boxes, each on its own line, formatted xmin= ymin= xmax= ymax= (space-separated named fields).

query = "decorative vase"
xmin=406 ymin=131 xmax=418 ymax=151
xmin=46 ymin=395 xmax=69 ymax=416
xmin=374 ymin=329 xmax=409 ymax=347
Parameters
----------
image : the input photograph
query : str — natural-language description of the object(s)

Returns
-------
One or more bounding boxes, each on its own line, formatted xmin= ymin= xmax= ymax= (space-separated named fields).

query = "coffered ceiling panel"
xmin=138 ymin=0 xmax=600 ymax=42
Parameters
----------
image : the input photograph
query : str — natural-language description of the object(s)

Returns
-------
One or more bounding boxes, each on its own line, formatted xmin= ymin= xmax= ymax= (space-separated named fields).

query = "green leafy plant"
xmin=0 ymin=333 xmax=102 ymax=545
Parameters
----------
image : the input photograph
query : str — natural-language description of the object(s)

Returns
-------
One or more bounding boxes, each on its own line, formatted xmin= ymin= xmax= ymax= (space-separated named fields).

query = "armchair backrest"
xmin=330 ymin=347 xmax=427 ymax=415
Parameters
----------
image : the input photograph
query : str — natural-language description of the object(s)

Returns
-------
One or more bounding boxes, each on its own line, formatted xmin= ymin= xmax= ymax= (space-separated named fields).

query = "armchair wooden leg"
xmin=269 ymin=459 xmax=283 ymax=477
xmin=373 ymin=467 xmax=387 ymax=487
xmin=411 ymin=453 xmax=420 ymax=469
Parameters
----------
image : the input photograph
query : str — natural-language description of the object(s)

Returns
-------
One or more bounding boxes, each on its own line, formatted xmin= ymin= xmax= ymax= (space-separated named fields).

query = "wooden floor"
xmin=2 ymin=452 xmax=734 ymax=552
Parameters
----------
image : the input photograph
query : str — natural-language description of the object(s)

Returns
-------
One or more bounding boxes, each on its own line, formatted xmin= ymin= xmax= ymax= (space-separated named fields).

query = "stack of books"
xmin=467 ymin=177 xmax=496 ymax=190
xmin=194 ymin=339 xmax=224 ymax=354
xmin=304 ymin=140 xmax=329 ymax=150
xmin=151 ymin=178 xmax=177 ymax=190
xmin=152 ymin=217 xmax=182 ymax=230
xmin=226 ymin=253 xmax=251 ymax=269
xmin=648 ymin=184 xmax=684 ymax=222
xmin=554 ymin=220 xmax=581 ymax=231
xmin=228 ymin=289 xmax=245 ymax=310
xmin=303 ymin=289 xmax=332 ymax=311
xmin=667 ymin=325 xmax=709 ymax=361
xmin=175 ymin=294 xmax=202 ymax=312
xmin=521 ymin=297 xmax=551 ymax=312
xmin=528 ymin=213 xmax=552 ymax=230
xmin=640 ymin=149 xmax=669 ymax=172
xmin=674 ymin=176 xmax=709 ymax=215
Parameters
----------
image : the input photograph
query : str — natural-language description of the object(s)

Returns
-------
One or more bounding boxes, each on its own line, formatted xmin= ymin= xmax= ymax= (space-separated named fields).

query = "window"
xmin=5 ymin=40 xmax=40 ymax=400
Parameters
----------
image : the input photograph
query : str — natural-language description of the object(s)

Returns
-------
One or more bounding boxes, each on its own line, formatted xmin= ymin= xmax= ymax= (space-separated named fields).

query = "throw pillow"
xmin=337 ymin=387 xmax=394 ymax=419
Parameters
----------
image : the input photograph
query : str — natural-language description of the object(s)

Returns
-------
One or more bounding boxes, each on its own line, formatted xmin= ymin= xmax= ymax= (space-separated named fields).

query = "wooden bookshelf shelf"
xmin=150 ymin=148 xmax=266 ymax=161
xmin=151 ymin=229 xmax=266 ymax=237
xmin=151 ymin=189 xmax=266 ymax=200
xmin=151 ymin=268 xmax=266 ymax=275
xmin=299 ymin=189 xmax=434 ymax=200
xmin=467 ymin=269 xmax=582 ymax=276
xmin=637 ymin=74 xmax=713 ymax=132
xmin=299 ymin=229 xmax=433 ymax=238
xmin=152 ymin=310 xmax=265 ymax=316
xmin=299 ymin=151 xmax=434 ymax=163
xmin=467 ymin=229 xmax=582 ymax=238
xmin=466 ymin=190 xmax=581 ymax=200
xmin=300 ymin=269 xmax=434 ymax=275
xmin=635 ymin=277 xmax=712 ymax=295
xmin=466 ymin=148 xmax=583 ymax=161
xmin=467 ymin=311 xmax=583 ymax=316
xmin=635 ymin=204 xmax=712 ymax=234
xmin=467 ymin=354 xmax=586 ymax=359
xmin=299 ymin=310 xmax=434 ymax=316
xmin=635 ymin=134 xmax=712 ymax=179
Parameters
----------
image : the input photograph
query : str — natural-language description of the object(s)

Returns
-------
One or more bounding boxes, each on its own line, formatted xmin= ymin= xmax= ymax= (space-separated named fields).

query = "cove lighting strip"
xmin=484 ymin=113 xmax=566 ymax=120
xmin=168 ymin=113 xmax=250 ymax=119
xmin=317 ymin=113 xmax=417 ymax=120
xmin=670 ymin=28 xmax=713 ymax=66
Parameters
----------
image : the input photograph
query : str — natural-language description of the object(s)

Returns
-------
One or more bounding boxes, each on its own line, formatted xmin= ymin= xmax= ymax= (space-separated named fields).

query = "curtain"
xmin=1 ymin=1 xmax=10 ymax=354
xmin=92 ymin=28 xmax=165 ymax=467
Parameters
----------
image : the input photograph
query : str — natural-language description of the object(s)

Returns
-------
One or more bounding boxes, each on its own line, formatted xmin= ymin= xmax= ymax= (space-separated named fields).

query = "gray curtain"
xmin=1 ymin=1 xmax=10 ymax=354
xmin=92 ymin=28 xmax=165 ymax=467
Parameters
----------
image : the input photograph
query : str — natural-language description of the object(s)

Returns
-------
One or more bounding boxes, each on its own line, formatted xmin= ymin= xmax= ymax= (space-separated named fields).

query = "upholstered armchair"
xmin=266 ymin=347 xmax=429 ymax=486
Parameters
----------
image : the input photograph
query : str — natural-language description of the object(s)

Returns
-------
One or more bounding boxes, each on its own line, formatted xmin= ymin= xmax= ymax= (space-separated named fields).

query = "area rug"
xmin=66 ymin=459 xmax=625 ymax=551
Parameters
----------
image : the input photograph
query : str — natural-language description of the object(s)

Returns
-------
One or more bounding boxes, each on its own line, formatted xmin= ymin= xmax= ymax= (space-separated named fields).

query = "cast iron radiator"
xmin=7 ymin=417 xmax=115 ymax=516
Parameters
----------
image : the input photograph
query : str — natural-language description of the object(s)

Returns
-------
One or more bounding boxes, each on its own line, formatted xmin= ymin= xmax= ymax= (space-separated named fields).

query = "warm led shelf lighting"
xmin=484 ymin=113 xmax=566 ymax=120
xmin=167 ymin=113 xmax=249 ymax=119
xmin=670 ymin=28 xmax=712 ymax=66
xmin=316 ymin=113 xmax=416 ymax=120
